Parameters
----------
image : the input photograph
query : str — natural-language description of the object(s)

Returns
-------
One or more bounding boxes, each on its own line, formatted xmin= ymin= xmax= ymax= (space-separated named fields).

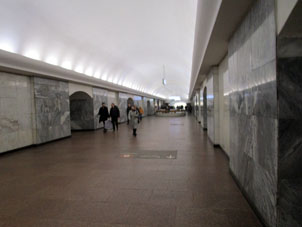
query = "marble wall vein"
xmin=33 ymin=77 xmax=71 ymax=144
xmin=0 ymin=73 xmax=34 ymax=153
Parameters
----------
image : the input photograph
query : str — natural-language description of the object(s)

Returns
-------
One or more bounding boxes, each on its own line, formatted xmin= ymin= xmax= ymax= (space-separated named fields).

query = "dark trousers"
xmin=102 ymin=121 xmax=107 ymax=132
xmin=112 ymin=118 xmax=118 ymax=131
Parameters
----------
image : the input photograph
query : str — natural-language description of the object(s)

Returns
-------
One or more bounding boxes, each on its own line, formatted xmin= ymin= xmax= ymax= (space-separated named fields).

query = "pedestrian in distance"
xmin=126 ymin=103 xmax=131 ymax=125
xmin=138 ymin=106 xmax=144 ymax=121
xmin=98 ymin=102 xmax=109 ymax=133
xmin=128 ymin=105 xmax=139 ymax=136
xmin=110 ymin=103 xmax=120 ymax=131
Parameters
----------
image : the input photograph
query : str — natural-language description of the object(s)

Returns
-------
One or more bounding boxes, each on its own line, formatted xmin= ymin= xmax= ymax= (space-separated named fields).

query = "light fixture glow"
xmin=113 ymin=78 xmax=118 ymax=84
xmin=169 ymin=96 xmax=181 ymax=101
xmin=85 ymin=68 xmax=93 ymax=76
xmin=45 ymin=56 xmax=58 ymax=65
xmin=24 ymin=49 xmax=40 ymax=60
xmin=0 ymin=41 xmax=16 ymax=53
xmin=75 ymin=65 xmax=84 ymax=73
xmin=61 ymin=61 xmax=72 ymax=70
xmin=94 ymin=71 xmax=101 ymax=79
xmin=101 ymin=74 xmax=108 ymax=81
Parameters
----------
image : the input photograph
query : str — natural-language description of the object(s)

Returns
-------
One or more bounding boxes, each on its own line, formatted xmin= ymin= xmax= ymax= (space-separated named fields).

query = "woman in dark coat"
xmin=98 ymin=102 xmax=109 ymax=133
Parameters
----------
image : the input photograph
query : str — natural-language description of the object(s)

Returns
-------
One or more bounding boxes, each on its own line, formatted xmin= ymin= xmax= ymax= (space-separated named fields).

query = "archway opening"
xmin=127 ymin=98 xmax=134 ymax=106
xmin=70 ymin=91 xmax=94 ymax=130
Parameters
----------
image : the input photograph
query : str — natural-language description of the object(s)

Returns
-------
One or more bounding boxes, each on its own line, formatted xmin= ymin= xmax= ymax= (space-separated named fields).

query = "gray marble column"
xmin=205 ymin=67 xmax=219 ymax=145
xmin=0 ymin=72 xmax=34 ymax=153
xmin=227 ymin=0 xmax=278 ymax=226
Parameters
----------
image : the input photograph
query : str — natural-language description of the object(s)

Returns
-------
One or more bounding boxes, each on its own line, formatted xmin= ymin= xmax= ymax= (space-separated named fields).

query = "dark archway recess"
xmin=127 ymin=98 xmax=134 ymax=106
xmin=203 ymin=87 xmax=207 ymax=130
xmin=70 ymin=91 xmax=94 ymax=130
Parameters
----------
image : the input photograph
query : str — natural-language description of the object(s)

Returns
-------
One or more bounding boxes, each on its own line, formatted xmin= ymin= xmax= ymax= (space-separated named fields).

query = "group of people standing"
xmin=98 ymin=103 xmax=144 ymax=136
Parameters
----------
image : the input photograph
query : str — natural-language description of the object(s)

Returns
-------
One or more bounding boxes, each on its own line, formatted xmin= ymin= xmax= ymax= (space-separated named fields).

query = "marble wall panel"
xmin=277 ymin=8 xmax=302 ymax=224
xmin=143 ymin=97 xmax=148 ymax=116
xmin=108 ymin=91 xmax=118 ymax=106
xmin=206 ymin=76 xmax=214 ymax=142
xmin=206 ymin=68 xmax=219 ymax=145
xmin=93 ymin=88 xmax=108 ymax=129
xmin=228 ymin=0 xmax=278 ymax=226
xmin=133 ymin=96 xmax=142 ymax=108
xmin=118 ymin=93 xmax=133 ymax=123
xmin=34 ymin=77 xmax=71 ymax=144
xmin=0 ymin=72 xmax=33 ymax=153
xmin=147 ymin=98 xmax=155 ymax=115
xmin=219 ymin=57 xmax=230 ymax=155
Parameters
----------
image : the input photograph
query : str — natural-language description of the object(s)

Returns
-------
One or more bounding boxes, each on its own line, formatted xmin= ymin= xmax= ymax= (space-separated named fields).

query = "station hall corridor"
xmin=0 ymin=116 xmax=261 ymax=227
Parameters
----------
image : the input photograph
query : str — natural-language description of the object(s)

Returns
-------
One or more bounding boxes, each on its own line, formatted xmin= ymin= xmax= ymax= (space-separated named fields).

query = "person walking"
xmin=126 ymin=103 xmax=131 ymax=125
xmin=98 ymin=102 xmax=109 ymax=133
xmin=110 ymin=103 xmax=120 ymax=131
xmin=138 ymin=106 xmax=144 ymax=121
xmin=128 ymin=105 xmax=139 ymax=136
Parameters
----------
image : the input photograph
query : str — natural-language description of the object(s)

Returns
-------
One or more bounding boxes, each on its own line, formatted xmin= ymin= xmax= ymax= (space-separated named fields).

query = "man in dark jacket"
xmin=98 ymin=102 xmax=109 ymax=133
xmin=110 ymin=103 xmax=120 ymax=131
xmin=126 ymin=103 xmax=131 ymax=125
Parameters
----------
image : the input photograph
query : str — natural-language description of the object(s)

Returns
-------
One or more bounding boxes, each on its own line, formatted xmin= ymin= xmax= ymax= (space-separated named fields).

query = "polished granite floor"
xmin=0 ymin=116 xmax=262 ymax=227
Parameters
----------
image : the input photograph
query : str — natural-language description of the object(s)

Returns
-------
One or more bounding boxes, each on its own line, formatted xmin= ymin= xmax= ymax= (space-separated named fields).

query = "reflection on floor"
xmin=0 ymin=116 xmax=262 ymax=227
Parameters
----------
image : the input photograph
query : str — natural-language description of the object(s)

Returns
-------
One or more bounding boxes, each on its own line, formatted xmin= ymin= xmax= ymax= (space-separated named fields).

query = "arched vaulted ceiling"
xmin=0 ymin=0 xmax=197 ymax=100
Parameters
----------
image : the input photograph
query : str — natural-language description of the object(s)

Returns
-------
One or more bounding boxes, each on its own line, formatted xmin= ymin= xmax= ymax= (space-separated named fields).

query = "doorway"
xmin=127 ymin=98 xmax=134 ymax=106
xmin=70 ymin=91 xmax=94 ymax=130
